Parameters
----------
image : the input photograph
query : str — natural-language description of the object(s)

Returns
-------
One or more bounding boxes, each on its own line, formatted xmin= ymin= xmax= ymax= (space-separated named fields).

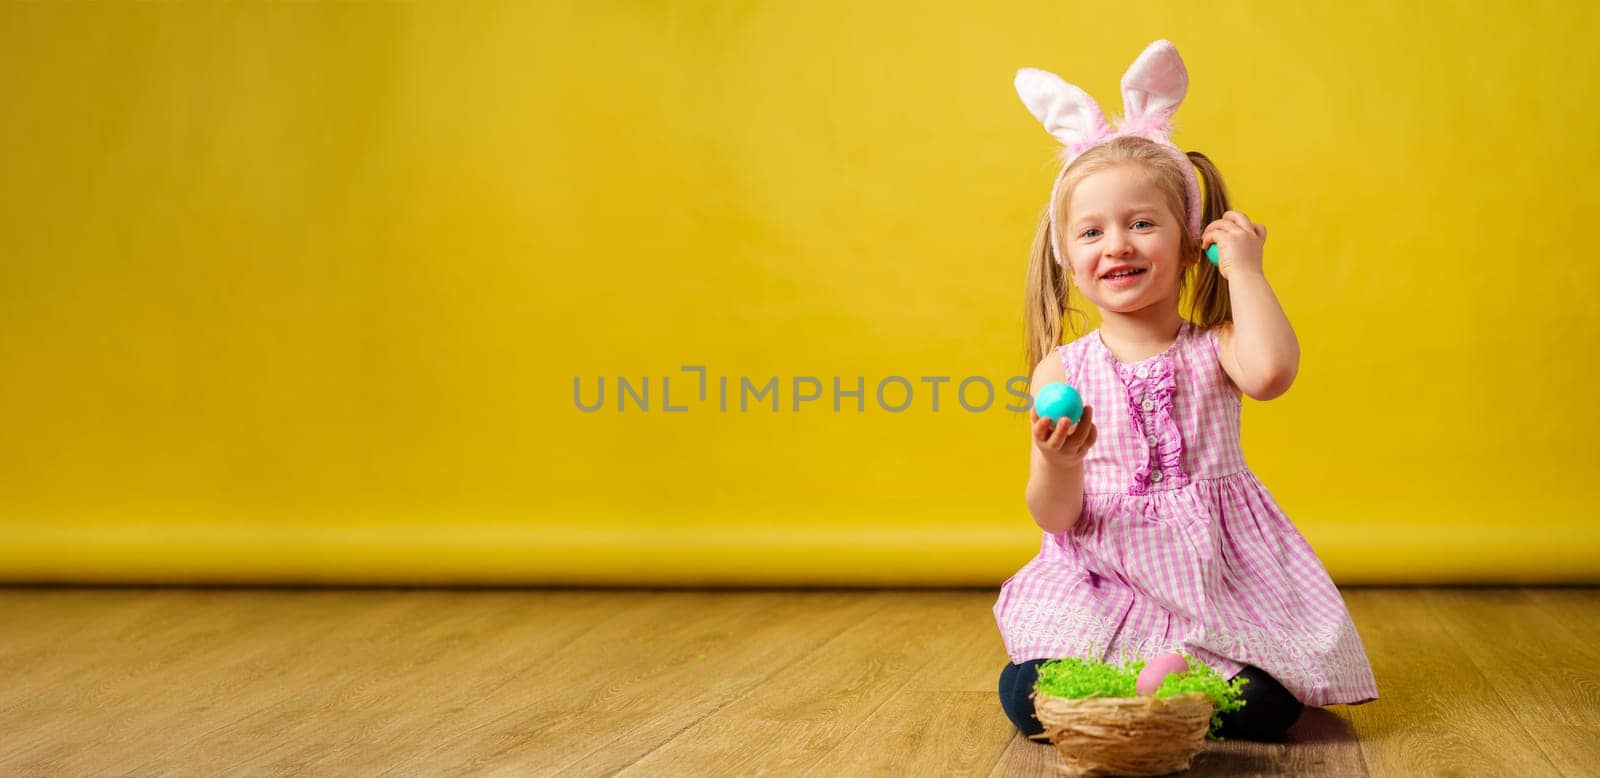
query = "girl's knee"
xmin=1217 ymin=666 xmax=1305 ymax=741
xmin=997 ymin=661 xmax=1050 ymax=740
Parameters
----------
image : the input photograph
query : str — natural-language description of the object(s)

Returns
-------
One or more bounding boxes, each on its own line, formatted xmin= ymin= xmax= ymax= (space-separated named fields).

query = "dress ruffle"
xmin=1114 ymin=355 xmax=1191 ymax=495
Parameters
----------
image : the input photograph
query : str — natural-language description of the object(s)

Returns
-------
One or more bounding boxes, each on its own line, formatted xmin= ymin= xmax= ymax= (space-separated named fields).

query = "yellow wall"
xmin=2 ymin=2 xmax=1596 ymax=586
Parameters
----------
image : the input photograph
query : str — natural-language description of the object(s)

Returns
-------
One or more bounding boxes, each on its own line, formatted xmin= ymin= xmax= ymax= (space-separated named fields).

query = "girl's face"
xmin=1061 ymin=164 xmax=1192 ymax=314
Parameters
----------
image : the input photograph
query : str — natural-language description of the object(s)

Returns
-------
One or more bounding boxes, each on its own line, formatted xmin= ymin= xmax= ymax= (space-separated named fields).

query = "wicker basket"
xmin=1030 ymin=689 xmax=1213 ymax=777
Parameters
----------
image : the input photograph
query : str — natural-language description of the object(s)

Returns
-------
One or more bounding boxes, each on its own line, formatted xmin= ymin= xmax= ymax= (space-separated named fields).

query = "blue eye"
xmin=1080 ymin=228 xmax=1100 ymax=239
xmin=1133 ymin=220 xmax=1153 ymax=229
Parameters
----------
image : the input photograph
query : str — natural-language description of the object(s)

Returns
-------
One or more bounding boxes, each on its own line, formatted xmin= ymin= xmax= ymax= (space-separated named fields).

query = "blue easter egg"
xmin=1034 ymin=382 xmax=1083 ymax=424
xmin=1205 ymin=243 xmax=1220 ymax=265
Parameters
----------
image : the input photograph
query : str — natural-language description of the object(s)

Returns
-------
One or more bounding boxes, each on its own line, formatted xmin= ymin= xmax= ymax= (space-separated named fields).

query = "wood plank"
xmin=32 ymin=590 xmax=620 ymax=775
xmin=810 ymin=690 xmax=1009 ymax=776
xmin=986 ymin=730 xmax=1055 ymax=777
xmin=1522 ymin=587 xmax=1600 ymax=645
xmin=518 ymin=590 xmax=891 ymax=776
xmin=806 ymin=593 xmax=1013 ymax=775
xmin=612 ymin=590 xmax=975 ymax=776
xmin=1521 ymin=725 xmax=1600 ymax=778
xmin=0 ymin=589 xmax=297 ymax=771
xmin=1422 ymin=588 xmax=1600 ymax=728
xmin=1341 ymin=588 xmax=1560 ymax=775
xmin=1513 ymin=587 xmax=1600 ymax=775
xmin=0 ymin=590 xmax=212 ymax=715
xmin=899 ymin=592 xmax=1010 ymax=694
xmin=180 ymin=590 xmax=768 ymax=775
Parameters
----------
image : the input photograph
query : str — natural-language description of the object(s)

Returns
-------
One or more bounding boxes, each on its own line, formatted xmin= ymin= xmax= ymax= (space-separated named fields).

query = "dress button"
xmin=1146 ymin=435 xmax=1158 ymax=447
xmin=1150 ymin=470 xmax=1163 ymax=482
xmin=1135 ymin=365 xmax=1150 ymax=379
xmin=1141 ymin=398 xmax=1155 ymax=412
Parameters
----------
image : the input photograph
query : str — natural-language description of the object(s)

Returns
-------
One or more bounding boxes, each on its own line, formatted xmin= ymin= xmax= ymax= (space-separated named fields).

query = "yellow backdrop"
xmin=2 ymin=2 xmax=1596 ymax=586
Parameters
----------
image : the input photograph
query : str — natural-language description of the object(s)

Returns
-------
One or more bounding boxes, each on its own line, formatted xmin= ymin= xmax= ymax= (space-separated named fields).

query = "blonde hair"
xmin=1022 ymin=135 xmax=1235 ymax=371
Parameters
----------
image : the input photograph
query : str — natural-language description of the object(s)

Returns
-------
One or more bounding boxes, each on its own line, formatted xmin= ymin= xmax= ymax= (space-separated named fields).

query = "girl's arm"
xmin=1204 ymin=211 xmax=1300 ymax=401
xmin=1025 ymin=355 xmax=1094 ymax=534
xmin=1027 ymin=455 xmax=1086 ymax=535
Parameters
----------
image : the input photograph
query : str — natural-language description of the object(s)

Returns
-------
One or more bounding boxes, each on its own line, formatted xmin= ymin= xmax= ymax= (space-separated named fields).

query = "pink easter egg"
xmin=1136 ymin=652 xmax=1190 ymax=696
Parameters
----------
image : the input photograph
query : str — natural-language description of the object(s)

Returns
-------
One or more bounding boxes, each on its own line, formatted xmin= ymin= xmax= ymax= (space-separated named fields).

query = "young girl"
xmin=993 ymin=40 xmax=1379 ymax=743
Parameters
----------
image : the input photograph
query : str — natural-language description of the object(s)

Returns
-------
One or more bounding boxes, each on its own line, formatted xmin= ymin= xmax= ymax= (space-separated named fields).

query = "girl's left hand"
xmin=1200 ymin=211 xmax=1267 ymax=281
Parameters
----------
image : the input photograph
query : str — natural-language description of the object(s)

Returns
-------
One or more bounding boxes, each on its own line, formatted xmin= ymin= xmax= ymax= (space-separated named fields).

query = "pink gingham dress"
xmin=992 ymin=319 xmax=1378 ymax=707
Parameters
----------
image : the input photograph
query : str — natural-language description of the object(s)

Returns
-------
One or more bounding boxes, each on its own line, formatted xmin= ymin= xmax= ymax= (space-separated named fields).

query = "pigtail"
xmin=1185 ymin=151 xmax=1233 ymax=328
xmin=1023 ymin=205 xmax=1089 ymax=372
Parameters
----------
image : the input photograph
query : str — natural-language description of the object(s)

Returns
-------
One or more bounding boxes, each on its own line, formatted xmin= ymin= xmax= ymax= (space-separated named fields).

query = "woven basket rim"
xmin=1030 ymin=689 xmax=1214 ymax=704
xmin=1030 ymin=690 xmax=1215 ymax=721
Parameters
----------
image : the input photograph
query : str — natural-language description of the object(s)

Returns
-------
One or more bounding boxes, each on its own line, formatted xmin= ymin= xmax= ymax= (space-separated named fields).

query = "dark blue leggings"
xmin=998 ymin=659 xmax=1305 ymax=742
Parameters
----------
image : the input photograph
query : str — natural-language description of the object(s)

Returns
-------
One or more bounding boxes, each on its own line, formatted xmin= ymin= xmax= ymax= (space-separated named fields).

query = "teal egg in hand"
xmin=1205 ymin=243 xmax=1220 ymax=265
xmin=1034 ymin=382 xmax=1083 ymax=424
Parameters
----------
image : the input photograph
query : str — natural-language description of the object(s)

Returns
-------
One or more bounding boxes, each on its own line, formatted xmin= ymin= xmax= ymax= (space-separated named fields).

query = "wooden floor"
xmin=1 ymin=587 xmax=1597 ymax=776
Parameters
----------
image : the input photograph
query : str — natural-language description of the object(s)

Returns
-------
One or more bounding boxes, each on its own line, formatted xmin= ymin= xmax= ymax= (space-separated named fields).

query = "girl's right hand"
xmin=1031 ymin=405 xmax=1096 ymax=469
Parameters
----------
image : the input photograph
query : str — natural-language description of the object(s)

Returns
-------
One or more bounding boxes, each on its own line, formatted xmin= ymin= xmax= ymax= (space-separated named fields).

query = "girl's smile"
xmin=1101 ymin=267 xmax=1148 ymax=286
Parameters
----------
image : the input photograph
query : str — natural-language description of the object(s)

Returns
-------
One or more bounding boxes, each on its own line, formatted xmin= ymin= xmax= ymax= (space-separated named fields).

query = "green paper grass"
xmin=1032 ymin=653 xmax=1250 ymax=740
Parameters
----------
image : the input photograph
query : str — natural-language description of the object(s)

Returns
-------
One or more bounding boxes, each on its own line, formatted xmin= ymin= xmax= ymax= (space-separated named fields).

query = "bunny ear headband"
xmin=1015 ymin=39 xmax=1203 ymax=266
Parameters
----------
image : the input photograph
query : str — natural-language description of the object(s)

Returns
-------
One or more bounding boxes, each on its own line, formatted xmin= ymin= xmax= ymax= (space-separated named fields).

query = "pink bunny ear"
xmin=1015 ymin=41 xmax=1205 ymax=249
xmin=1118 ymin=40 xmax=1189 ymax=143
xmin=1014 ymin=68 xmax=1112 ymax=156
